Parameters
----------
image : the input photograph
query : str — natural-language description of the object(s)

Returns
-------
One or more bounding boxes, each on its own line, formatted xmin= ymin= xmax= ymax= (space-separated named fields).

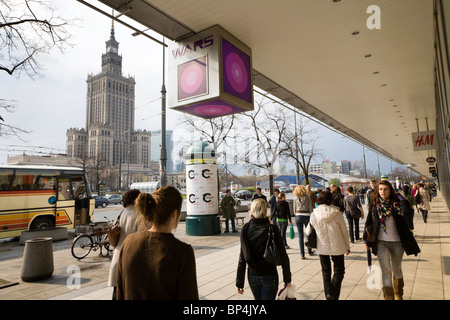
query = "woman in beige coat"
xmin=306 ymin=190 xmax=350 ymax=300
xmin=108 ymin=189 xmax=142 ymax=299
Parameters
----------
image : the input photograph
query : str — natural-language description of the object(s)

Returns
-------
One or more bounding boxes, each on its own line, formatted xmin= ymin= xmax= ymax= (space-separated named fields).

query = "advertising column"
xmin=185 ymin=141 xmax=221 ymax=235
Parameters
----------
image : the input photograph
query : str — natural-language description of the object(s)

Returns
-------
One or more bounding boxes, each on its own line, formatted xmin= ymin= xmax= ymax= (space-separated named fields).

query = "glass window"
xmin=71 ymin=175 xmax=88 ymax=199
xmin=0 ymin=169 xmax=14 ymax=190
xmin=58 ymin=178 xmax=72 ymax=200
xmin=9 ymin=170 xmax=58 ymax=190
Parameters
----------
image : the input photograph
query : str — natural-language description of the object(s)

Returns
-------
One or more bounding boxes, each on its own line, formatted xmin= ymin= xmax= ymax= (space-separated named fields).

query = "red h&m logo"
xmin=411 ymin=130 xmax=436 ymax=151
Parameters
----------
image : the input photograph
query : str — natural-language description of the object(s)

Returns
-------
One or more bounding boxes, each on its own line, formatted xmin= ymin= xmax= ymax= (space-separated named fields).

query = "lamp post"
xmin=160 ymin=37 xmax=167 ymax=187
xmin=131 ymin=32 xmax=168 ymax=188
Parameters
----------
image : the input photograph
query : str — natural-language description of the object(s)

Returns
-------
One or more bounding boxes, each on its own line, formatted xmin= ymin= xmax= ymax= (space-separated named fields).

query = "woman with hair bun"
xmin=116 ymin=186 xmax=199 ymax=300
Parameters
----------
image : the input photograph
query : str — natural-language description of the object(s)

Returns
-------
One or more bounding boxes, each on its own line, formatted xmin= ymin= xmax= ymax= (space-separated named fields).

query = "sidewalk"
xmin=1 ymin=192 xmax=449 ymax=300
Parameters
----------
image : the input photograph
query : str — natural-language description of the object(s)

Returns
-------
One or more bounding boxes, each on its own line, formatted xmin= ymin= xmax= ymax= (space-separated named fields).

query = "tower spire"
xmin=111 ymin=10 xmax=115 ymax=40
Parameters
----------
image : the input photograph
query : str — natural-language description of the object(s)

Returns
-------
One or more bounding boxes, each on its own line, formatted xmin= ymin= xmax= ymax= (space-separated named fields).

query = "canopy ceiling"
xmin=93 ymin=0 xmax=436 ymax=176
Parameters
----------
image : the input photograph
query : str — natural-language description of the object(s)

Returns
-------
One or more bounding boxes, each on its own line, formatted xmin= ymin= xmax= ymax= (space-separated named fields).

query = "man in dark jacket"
xmin=220 ymin=189 xmax=237 ymax=233
xmin=252 ymin=188 xmax=267 ymax=202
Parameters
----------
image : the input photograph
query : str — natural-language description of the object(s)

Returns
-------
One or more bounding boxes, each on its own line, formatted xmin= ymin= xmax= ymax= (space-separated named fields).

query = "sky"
xmin=0 ymin=0 xmax=398 ymax=175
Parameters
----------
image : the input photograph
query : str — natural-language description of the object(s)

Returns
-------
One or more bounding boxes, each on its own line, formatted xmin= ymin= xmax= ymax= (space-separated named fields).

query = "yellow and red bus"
xmin=0 ymin=164 xmax=95 ymax=239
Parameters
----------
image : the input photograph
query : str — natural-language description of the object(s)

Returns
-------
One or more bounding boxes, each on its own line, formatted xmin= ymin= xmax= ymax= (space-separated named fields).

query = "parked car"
xmin=219 ymin=192 xmax=241 ymax=206
xmin=108 ymin=194 xmax=123 ymax=205
xmin=93 ymin=195 xmax=109 ymax=208
xmin=233 ymin=189 xmax=253 ymax=200
xmin=279 ymin=187 xmax=293 ymax=193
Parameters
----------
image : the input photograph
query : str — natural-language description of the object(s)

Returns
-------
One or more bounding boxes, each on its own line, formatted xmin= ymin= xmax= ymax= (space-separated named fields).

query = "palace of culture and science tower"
xmin=66 ymin=24 xmax=152 ymax=170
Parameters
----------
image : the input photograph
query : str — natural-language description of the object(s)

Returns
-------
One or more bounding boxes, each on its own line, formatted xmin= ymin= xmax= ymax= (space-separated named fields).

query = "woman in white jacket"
xmin=306 ymin=190 xmax=350 ymax=300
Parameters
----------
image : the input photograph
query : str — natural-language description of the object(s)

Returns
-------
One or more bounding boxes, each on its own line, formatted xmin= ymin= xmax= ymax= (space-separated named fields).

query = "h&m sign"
xmin=411 ymin=130 xmax=436 ymax=151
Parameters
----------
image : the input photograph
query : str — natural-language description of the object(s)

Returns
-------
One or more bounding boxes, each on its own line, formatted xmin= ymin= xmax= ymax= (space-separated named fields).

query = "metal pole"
xmin=377 ymin=153 xmax=381 ymax=178
xmin=160 ymin=37 xmax=167 ymax=187
xmin=294 ymin=111 xmax=300 ymax=185
xmin=363 ymin=145 xmax=367 ymax=179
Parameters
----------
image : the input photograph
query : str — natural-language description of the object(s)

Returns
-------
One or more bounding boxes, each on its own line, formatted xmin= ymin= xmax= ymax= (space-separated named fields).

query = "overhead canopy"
xmin=94 ymin=0 xmax=435 ymax=176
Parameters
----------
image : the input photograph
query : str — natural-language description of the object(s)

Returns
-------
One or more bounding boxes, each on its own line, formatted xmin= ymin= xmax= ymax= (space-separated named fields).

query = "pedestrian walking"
xmin=366 ymin=179 xmax=377 ymax=212
xmin=220 ymin=189 xmax=238 ymax=233
xmin=331 ymin=185 xmax=345 ymax=213
xmin=115 ymin=186 xmax=199 ymax=300
xmin=416 ymin=183 xmax=431 ymax=223
xmin=306 ymin=184 xmax=317 ymax=208
xmin=344 ymin=186 xmax=364 ymax=243
xmin=398 ymin=184 xmax=415 ymax=231
xmin=276 ymin=192 xmax=293 ymax=248
xmin=108 ymin=189 xmax=142 ymax=299
xmin=236 ymin=198 xmax=291 ymax=300
xmin=358 ymin=187 xmax=366 ymax=205
xmin=252 ymin=187 xmax=268 ymax=202
xmin=363 ymin=180 xmax=420 ymax=300
xmin=293 ymin=185 xmax=314 ymax=259
xmin=269 ymin=188 xmax=280 ymax=227
xmin=306 ymin=191 xmax=350 ymax=300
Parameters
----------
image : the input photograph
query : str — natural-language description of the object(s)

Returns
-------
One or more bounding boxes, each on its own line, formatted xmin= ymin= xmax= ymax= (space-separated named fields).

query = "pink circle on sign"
xmin=194 ymin=104 xmax=233 ymax=117
xmin=225 ymin=52 xmax=248 ymax=93
xmin=180 ymin=64 xmax=203 ymax=94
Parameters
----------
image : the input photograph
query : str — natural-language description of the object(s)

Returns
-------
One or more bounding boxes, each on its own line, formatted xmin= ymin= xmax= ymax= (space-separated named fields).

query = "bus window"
xmin=58 ymin=178 xmax=72 ymax=200
xmin=36 ymin=176 xmax=56 ymax=190
xmin=71 ymin=175 xmax=88 ymax=199
xmin=9 ymin=170 xmax=58 ymax=190
xmin=0 ymin=169 xmax=14 ymax=190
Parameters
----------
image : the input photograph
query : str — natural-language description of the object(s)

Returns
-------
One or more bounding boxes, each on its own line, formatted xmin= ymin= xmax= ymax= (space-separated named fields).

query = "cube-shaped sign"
xmin=168 ymin=25 xmax=254 ymax=118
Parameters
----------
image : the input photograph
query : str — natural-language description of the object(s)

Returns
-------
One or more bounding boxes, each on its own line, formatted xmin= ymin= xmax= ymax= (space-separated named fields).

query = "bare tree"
xmin=84 ymin=152 xmax=108 ymax=195
xmin=177 ymin=113 xmax=237 ymax=156
xmin=242 ymin=99 xmax=290 ymax=195
xmin=281 ymin=116 xmax=323 ymax=186
xmin=0 ymin=99 xmax=30 ymax=140
xmin=0 ymin=0 xmax=76 ymax=78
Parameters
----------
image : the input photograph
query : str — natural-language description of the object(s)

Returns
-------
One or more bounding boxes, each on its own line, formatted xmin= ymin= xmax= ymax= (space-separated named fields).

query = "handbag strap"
xmin=115 ymin=210 xmax=124 ymax=225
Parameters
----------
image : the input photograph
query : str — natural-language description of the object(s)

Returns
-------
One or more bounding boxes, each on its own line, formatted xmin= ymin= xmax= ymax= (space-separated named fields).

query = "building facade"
xmin=150 ymin=130 xmax=174 ymax=174
xmin=66 ymin=24 xmax=152 ymax=175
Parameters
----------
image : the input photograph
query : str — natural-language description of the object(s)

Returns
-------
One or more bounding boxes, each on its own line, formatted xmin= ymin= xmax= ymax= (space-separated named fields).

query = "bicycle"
xmin=71 ymin=217 xmax=114 ymax=260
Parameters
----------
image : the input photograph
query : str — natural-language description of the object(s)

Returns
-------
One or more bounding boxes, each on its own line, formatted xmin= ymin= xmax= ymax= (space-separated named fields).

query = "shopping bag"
xmin=289 ymin=224 xmax=295 ymax=240
xmin=277 ymin=284 xmax=297 ymax=300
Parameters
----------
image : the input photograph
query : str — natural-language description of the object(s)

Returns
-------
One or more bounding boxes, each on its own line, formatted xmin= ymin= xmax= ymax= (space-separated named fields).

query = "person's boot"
xmin=382 ymin=287 xmax=395 ymax=300
xmin=393 ymin=278 xmax=404 ymax=300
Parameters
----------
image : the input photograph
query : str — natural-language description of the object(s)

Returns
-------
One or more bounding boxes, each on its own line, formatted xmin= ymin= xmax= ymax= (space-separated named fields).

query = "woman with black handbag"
xmin=236 ymin=198 xmax=291 ymax=300
xmin=344 ymin=186 xmax=365 ymax=243
xmin=306 ymin=191 xmax=350 ymax=300
xmin=363 ymin=180 xmax=420 ymax=300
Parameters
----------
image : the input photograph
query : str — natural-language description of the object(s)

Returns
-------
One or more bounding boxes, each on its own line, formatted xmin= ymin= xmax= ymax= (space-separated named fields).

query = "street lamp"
xmin=132 ymin=33 xmax=167 ymax=187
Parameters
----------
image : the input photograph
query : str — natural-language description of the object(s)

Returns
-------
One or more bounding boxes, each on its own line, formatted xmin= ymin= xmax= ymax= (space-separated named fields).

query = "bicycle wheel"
xmin=71 ymin=235 xmax=94 ymax=259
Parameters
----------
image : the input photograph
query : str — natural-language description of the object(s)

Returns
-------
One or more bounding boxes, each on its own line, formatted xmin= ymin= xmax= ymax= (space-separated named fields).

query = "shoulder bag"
xmin=108 ymin=211 xmax=123 ymax=247
xmin=263 ymin=224 xmax=282 ymax=265
xmin=305 ymin=223 xmax=317 ymax=249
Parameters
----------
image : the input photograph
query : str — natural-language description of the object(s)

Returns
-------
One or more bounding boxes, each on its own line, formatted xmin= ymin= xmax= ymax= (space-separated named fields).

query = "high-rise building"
xmin=340 ymin=160 xmax=351 ymax=175
xmin=150 ymin=130 xmax=174 ymax=174
xmin=66 ymin=23 xmax=152 ymax=169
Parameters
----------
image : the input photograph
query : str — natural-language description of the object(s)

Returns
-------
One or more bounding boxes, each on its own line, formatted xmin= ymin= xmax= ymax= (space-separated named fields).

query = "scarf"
xmin=376 ymin=197 xmax=401 ymax=232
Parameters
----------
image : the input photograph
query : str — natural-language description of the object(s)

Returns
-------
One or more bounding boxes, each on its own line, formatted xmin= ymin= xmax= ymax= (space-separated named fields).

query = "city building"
xmin=66 ymin=23 xmax=153 ymax=176
xmin=150 ymin=130 xmax=174 ymax=174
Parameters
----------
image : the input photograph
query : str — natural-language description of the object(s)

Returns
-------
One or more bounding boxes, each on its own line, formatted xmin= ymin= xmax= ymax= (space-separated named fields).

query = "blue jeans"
xmin=248 ymin=275 xmax=279 ymax=300
xmin=295 ymin=215 xmax=312 ymax=256
xmin=278 ymin=221 xmax=288 ymax=247
xmin=225 ymin=218 xmax=236 ymax=231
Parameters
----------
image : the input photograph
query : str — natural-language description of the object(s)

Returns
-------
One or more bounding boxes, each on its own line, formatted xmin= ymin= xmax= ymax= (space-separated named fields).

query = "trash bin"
xmin=21 ymin=237 xmax=54 ymax=282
